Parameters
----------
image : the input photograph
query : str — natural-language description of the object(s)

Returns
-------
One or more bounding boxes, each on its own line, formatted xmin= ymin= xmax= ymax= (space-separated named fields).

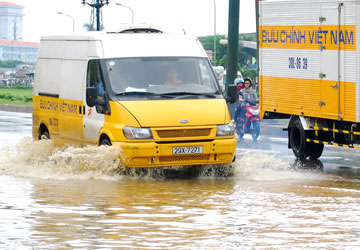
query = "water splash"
xmin=233 ymin=153 xmax=324 ymax=182
xmin=0 ymin=137 xmax=323 ymax=181
xmin=0 ymin=137 xmax=124 ymax=180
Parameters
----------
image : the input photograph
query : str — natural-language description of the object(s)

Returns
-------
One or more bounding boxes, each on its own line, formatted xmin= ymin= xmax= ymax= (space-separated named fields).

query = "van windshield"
xmin=104 ymin=57 xmax=222 ymax=98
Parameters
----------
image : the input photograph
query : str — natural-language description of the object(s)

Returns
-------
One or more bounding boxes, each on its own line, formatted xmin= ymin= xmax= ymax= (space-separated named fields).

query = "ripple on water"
xmin=1 ymin=138 xmax=360 ymax=249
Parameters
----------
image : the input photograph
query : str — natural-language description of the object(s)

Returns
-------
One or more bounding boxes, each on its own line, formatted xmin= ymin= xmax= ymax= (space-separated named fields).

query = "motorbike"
xmin=235 ymin=102 xmax=260 ymax=141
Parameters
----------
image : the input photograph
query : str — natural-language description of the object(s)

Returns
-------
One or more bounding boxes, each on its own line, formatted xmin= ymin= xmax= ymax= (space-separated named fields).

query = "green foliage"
xmin=239 ymin=33 xmax=257 ymax=41
xmin=0 ymin=85 xmax=33 ymax=90
xmin=23 ymin=96 xmax=33 ymax=102
xmin=83 ymin=22 xmax=104 ymax=31
xmin=0 ymin=86 xmax=33 ymax=106
xmin=199 ymin=33 xmax=258 ymax=79
xmin=240 ymin=66 xmax=258 ymax=82
xmin=83 ymin=23 xmax=95 ymax=31
xmin=199 ymin=35 xmax=227 ymax=64
xmin=0 ymin=60 xmax=28 ymax=68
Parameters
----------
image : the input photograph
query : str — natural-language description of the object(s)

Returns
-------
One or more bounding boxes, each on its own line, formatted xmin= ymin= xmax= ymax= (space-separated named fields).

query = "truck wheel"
xmin=290 ymin=120 xmax=308 ymax=159
xmin=307 ymin=143 xmax=324 ymax=159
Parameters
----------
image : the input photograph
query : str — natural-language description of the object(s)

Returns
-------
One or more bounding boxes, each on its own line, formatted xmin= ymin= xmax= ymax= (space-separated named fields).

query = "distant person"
xmin=234 ymin=78 xmax=258 ymax=123
xmin=234 ymin=78 xmax=244 ymax=91
xmin=239 ymin=78 xmax=258 ymax=106
xmin=164 ymin=68 xmax=182 ymax=86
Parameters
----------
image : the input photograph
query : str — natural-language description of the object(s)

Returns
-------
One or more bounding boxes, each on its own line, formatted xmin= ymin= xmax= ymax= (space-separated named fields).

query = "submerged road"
xmin=0 ymin=111 xmax=360 ymax=249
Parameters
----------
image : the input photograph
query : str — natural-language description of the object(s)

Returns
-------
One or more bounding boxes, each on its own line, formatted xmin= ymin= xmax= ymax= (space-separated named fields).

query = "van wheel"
xmin=100 ymin=137 xmax=112 ymax=146
xmin=290 ymin=120 xmax=308 ymax=159
xmin=40 ymin=131 xmax=50 ymax=140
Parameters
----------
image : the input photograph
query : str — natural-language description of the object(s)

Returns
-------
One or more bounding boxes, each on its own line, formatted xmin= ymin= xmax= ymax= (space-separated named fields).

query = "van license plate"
xmin=173 ymin=146 xmax=203 ymax=155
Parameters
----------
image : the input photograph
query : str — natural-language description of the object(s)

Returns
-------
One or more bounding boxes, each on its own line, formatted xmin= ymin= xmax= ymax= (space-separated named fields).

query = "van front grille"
xmin=159 ymin=154 xmax=210 ymax=163
xmin=157 ymin=129 xmax=211 ymax=138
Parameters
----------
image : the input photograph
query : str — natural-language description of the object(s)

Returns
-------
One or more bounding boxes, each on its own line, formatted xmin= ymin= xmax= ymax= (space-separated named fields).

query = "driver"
xmin=164 ymin=68 xmax=182 ymax=86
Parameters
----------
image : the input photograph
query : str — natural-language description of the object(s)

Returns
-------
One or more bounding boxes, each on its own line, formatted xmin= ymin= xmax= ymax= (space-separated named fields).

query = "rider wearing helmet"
xmin=234 ymin=78 xmax=259 ymax=139
xmin=234 ymin=78 xmax=244 ymax=91
xmin=239 ymin=78 xmax=258 ymax=106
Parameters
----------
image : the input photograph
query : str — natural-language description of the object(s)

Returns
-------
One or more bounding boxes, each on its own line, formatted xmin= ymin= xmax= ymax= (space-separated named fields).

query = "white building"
xmin=0 ymin=1 xmax=23 ymax=40
xmin=0 ymin=40 xmax=38 ymax=63
xmin=0 ymin=2 xmax=39 ymax=63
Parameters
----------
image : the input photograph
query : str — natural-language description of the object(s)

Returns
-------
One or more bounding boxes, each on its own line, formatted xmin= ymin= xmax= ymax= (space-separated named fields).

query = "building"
xmin=0 ymin=40 xmax=38 ymax=62
xmin=0 ymin=1 xmax=23 ymax=40
xmin=0 ymin=1 xmax=39 ymax=63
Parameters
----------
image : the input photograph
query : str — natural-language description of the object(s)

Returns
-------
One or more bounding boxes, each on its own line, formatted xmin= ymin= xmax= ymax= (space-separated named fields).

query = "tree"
xmin=0 ymin=60 xmax=27 ymax=68
xmin=198 ymin=33 xmax=258 ymax=78
xmin=240 ymin=66 xmax=258 ymax=82
xmin=83 ymin=23 xmax=95 ymax=31
xmin=198 ymin=35 xmax=227 ymax=64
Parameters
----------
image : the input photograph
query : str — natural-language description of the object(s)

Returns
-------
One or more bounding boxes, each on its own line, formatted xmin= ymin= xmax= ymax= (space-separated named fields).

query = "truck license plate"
xmin=172 ymin=146 xmax=203 ymax=155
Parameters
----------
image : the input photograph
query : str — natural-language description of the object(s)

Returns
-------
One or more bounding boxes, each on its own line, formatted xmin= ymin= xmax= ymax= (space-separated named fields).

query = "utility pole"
xmin=255 ymin=0 xmax=260 ymax=83
xmin=212 ymin=0 xmax=217 ymax=65
xmin=225 ymin=0 xmax=240 ymax=91
xmin=12 ymin=20 xmax=17 ymax=76
xmin=82 ymin=0 xmax=109 ymax=31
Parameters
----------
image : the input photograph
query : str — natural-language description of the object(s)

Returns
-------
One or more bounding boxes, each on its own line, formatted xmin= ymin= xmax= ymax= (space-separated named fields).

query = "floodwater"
xmin=1 ymin=112 xmax=360 ymax=249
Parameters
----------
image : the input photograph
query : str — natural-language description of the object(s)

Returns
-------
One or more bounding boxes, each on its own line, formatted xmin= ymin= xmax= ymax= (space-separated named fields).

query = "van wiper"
xmin=116 ymin=91 xmax=176 ymax=98
xmin=160 ymin=92 xmax=219 ymax=98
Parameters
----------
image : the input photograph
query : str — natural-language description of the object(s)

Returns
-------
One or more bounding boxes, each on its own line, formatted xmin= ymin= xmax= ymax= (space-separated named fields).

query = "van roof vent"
xmin=107 ymin=25 xmax=164 ymax=34
xmin=120 ymin=28 xmax=163 ymax=33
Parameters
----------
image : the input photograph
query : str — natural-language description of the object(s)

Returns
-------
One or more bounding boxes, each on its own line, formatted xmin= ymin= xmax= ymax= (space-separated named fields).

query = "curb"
xmin=0 ymin=104 xmax=32 ymax=113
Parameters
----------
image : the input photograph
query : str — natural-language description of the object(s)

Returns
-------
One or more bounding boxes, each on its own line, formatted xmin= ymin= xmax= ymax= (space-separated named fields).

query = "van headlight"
xmin=216 ymin=123 xmax=235 ymax=136
xmin=123 ymin=126 xmax=153 ymax=139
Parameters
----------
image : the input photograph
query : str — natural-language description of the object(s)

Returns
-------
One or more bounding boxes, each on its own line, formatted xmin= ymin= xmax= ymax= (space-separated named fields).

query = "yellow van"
xmin=32 ymin=26 xmax=238 ymax=168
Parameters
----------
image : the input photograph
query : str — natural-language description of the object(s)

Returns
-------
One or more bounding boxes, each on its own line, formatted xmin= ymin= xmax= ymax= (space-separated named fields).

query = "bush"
xmin=0 ymin=85 xmax=33 ymax=90
xmin=24 ymin=96 xmax=33 ymax=102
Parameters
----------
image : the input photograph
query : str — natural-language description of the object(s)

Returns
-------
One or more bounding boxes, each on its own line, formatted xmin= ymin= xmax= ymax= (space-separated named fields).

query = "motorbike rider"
xmin=234 ymin=77 xmax=244 ymax=91
xmin=234 ymin=78 xmax=244 ymax=123
xmin=234 ymin=78 xmax=259 ymax=137
xmin=240 ymin=78 xmax=258 ymax=106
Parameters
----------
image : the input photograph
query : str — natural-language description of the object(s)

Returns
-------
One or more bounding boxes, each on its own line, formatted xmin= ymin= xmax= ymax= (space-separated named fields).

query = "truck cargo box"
xmin=259 ymin=0 xmax=360 ymax=159
xmin=259 ymin=0 xmax=358 ymax=122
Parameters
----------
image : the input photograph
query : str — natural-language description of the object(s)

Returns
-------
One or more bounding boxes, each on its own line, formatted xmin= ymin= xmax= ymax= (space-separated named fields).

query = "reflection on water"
xmin=0 ymin=138 xmax=360 ymax=249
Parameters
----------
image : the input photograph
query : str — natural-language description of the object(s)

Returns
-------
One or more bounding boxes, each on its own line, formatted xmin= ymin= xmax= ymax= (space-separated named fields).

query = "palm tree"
xmin=83 ymin=23 xmax=95 ymax=31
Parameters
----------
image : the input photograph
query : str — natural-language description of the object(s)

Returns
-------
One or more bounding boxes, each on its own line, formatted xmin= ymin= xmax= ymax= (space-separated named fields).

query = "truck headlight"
xmin=123 ymin=126 xmax=153 ymax=139
xmin=216 ymin=123 xmax=235 ymax=136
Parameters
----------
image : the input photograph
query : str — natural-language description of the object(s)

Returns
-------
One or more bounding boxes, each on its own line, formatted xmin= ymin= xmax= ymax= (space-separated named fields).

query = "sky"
xmin=10 ymin=0 xmax=256 ymax=42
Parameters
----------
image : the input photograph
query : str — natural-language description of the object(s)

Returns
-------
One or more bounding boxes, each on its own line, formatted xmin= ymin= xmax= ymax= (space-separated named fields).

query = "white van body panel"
xmin=35 ymin=31 xmax=210 ymax=145
xmin=39 ymin=33 xmax=207 ymax=59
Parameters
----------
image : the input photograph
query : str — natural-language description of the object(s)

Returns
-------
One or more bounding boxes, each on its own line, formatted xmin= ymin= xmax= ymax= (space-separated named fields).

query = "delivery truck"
xmin=32 ymin=26 xmax=238 ymax=168
xmin=259 ymin=0 xmax=360 ymax=159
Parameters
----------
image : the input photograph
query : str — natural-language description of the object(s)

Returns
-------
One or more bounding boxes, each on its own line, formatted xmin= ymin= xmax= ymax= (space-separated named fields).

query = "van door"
xmin=319 ymin=3 xmax=343 ymax=119
xmin=83 ymin=59 xmax=107 ymax=145
xmin=57 ymin=59 xmax=85 ymax=145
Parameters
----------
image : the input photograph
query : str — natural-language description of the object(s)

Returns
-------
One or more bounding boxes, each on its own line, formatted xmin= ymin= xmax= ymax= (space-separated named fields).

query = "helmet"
xmin=234 ymin=78 xmax=244 ymax=86
xmin=235 ymin=78 xmax=244 ymax=91
xmin=243 ymin=78 xmax=252 ymax=87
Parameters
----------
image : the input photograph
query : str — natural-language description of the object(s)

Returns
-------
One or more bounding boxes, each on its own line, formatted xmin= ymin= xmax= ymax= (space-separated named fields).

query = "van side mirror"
xmin=226 ymin=85 xmax=238 ymax=104
xmin=86 ymin=87 xmax=97 ymax=107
